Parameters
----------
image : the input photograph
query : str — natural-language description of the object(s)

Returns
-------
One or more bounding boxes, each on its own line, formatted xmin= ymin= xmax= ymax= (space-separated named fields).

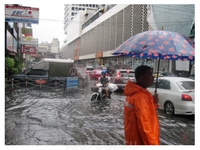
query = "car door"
xmin=156 ymin=79 xmax=171 ymax=110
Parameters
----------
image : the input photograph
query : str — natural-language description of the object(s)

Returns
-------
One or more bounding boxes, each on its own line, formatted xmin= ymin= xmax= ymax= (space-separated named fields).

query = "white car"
xmin=147 ymin=77 xmax=195 ymax=115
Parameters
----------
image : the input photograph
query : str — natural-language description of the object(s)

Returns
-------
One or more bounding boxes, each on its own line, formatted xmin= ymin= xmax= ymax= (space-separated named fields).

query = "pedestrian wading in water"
xmin=123 ymin=65 xmax=160 ymax=145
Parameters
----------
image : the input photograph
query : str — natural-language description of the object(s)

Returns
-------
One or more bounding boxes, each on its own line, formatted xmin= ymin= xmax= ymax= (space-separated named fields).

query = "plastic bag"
xmin=108 ymin=83 xmax=118 ymax=92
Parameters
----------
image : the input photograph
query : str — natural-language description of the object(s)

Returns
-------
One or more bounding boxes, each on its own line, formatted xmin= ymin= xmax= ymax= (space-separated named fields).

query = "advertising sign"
xmin=22 ymin=27 xmax=32 ymax=37
xmin=20 ymin=37 xmax=38 ymax=45
xmin=22 ymin=46 xmax=36 ymax=54
xmin=6 ymin=30 xmax=13 ymax=51
xmin=5 ymin=5 xmax=39 ymax=24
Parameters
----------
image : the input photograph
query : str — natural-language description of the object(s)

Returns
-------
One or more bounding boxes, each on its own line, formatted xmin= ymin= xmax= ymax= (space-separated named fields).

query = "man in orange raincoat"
xmin=123 ymin=65 xmax=160 ymax=145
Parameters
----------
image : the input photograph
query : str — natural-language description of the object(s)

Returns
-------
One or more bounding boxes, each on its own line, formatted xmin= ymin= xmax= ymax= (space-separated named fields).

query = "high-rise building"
xmin=63 ymin=4 xmax=102 ymax=43
xmin=50 ymin=38 xmax=59 ymax=54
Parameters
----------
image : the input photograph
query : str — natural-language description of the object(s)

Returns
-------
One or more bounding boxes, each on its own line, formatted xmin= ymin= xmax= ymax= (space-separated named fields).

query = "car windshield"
xmin=162 ymin=72 xmax=173 ymax=76
xmin=120 ymin=71 xmax=135 ymax=77
xmin=176 ymin=81 xmax=195 ymax=90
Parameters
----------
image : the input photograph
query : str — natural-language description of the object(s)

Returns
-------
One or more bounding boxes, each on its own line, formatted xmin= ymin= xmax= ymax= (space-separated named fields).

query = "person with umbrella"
xmin=123 ymin=65 xmax=160 ymax=145
xmin=112 ymin=30 xmax=194 ymax=145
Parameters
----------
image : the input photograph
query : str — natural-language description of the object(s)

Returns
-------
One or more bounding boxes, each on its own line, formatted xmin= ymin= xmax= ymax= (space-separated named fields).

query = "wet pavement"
xmin=5 ymin=81 xmax=195 ymax=145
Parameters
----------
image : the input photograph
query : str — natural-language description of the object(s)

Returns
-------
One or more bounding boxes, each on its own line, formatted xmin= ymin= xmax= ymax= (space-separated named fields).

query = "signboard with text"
xmin=22 ymin=46 xmax=36 ymax=54
xmin=5 ymin=5 xmax=39 ymax=24
xmin=66 ymin=77 xmax=78 ymax=89
xmin=20 ymin=37 xmax=38 ymax=45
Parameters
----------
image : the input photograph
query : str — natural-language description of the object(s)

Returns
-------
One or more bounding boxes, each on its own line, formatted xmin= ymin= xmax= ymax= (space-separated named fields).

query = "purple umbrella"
xmin=112 ymin=30 xmax=195 ymax=92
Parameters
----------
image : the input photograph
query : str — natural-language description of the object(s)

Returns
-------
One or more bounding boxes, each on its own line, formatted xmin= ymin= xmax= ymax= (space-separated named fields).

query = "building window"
xmin=72 ymin=7 xmax=74 ymax=10
xmin=79 ymin=7 xmax=81 ymax=10
xmin=71 ymin=12 xmax=74 ymax=16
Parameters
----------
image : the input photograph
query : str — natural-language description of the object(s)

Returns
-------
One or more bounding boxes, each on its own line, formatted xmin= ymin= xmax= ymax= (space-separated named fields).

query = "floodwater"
xmin=5 ymin=81 xmax=195 ymax=145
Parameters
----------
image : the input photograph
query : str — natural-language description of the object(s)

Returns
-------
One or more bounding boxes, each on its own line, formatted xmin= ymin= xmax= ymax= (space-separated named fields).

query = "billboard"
xmin=22 ymin=46 xmax=36 ymax=54
xmin=5 ymin=5 xmax=39 ymax=24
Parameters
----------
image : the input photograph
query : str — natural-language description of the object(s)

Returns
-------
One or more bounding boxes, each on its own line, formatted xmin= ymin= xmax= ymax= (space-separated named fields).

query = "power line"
xmin=5 ymin=14 xmax=193 ymax=25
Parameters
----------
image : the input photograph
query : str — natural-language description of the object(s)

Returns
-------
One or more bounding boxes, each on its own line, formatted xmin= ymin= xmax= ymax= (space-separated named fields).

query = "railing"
xmin=5 ymin=76 xmax=90 ymax=92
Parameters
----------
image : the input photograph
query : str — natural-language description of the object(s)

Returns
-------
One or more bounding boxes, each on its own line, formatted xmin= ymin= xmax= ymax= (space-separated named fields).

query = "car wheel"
xmin=164 ymin=101 xmax=174 ymax=115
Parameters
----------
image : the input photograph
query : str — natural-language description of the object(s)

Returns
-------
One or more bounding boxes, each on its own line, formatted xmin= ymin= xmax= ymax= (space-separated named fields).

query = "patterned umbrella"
xmin=112 ymin=30 xmax=195 ymax=91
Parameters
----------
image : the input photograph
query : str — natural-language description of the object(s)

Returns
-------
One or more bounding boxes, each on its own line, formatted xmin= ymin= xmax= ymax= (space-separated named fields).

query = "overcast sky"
xmin=20 ymin=3 xmax=66 ymax=46
xmin=5 ymin=1 xmax=198 ymax=48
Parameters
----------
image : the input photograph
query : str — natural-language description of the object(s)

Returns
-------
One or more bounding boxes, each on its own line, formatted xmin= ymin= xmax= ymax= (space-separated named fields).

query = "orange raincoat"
xmin=123 ymin=80 xmax=160 ymax=145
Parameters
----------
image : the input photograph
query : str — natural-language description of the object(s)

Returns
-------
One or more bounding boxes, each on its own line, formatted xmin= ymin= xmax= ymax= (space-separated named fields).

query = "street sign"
xmin=69 ymin=67 xmax=77 ymax=77
xmin=66 ymin=77 xmax=78 ymax=89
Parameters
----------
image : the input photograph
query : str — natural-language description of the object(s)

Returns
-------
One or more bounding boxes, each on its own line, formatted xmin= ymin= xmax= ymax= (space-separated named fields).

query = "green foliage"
xmin=11 ymin=68 xmax=18 ymax=74
xmin=14 ymin=57 xmax=23 ymax=73
xmin=5 ymin=57 xmax=15 ymax=70
xmin=5 ymin=56 xmax=24 ymax=74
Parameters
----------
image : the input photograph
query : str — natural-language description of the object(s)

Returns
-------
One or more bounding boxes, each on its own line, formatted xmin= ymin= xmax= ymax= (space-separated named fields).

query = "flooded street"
xmin=5 ymin=81 xmax=195 ymax=145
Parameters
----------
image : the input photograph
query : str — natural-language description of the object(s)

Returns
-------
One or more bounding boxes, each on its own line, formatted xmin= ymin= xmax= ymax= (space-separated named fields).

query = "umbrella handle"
xmin=155 ymin=55 xmax=160 ymax=91
xmin=154 ymin=89 xmax=157 ymax=95
xmin=153 ymin=89 xmax=159 ymax=104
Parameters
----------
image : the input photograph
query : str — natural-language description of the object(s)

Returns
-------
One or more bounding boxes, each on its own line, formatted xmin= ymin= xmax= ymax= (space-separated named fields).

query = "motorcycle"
xmin=90 ymin=83 xmax=118 ymax=101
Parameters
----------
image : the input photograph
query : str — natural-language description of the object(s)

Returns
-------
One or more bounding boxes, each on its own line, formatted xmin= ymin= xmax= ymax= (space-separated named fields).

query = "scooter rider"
xmin=95 ymin=70 xmax=109 ymax=99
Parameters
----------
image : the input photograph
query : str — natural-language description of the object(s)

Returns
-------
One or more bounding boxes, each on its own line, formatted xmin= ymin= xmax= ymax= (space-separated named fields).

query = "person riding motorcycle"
xmin=95 ymin=70 xmax=109 ymax=99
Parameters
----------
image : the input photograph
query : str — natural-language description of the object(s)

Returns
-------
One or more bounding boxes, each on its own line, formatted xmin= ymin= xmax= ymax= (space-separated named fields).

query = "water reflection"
xmin=5 ymin=87 xmax=194 ymax=145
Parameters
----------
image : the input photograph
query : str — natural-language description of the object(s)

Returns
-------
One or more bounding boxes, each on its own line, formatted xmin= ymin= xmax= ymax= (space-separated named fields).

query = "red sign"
xmin=35 ymin=79 xmax=46 ymax=84
xmin=22 ymin=46 xmax=36 ymax=54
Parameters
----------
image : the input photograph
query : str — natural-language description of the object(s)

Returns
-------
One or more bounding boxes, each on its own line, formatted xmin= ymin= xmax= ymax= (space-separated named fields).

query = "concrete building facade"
xmin=63 ymin=4 xmax=101 ymax=43
xmin=61 ymin=4 xmax=194 ymax=74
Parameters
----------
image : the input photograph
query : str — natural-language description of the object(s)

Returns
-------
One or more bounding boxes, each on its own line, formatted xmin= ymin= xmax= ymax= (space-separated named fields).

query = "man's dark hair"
xmin=135 ymin=65 xmax=152 ymax=81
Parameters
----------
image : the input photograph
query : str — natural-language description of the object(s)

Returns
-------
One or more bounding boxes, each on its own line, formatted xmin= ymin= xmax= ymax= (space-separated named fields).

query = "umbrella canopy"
xmin=113 ymin=30 xmax=195 ymax=61
xmin=112 ymin=30 xmax=195 ymax=92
